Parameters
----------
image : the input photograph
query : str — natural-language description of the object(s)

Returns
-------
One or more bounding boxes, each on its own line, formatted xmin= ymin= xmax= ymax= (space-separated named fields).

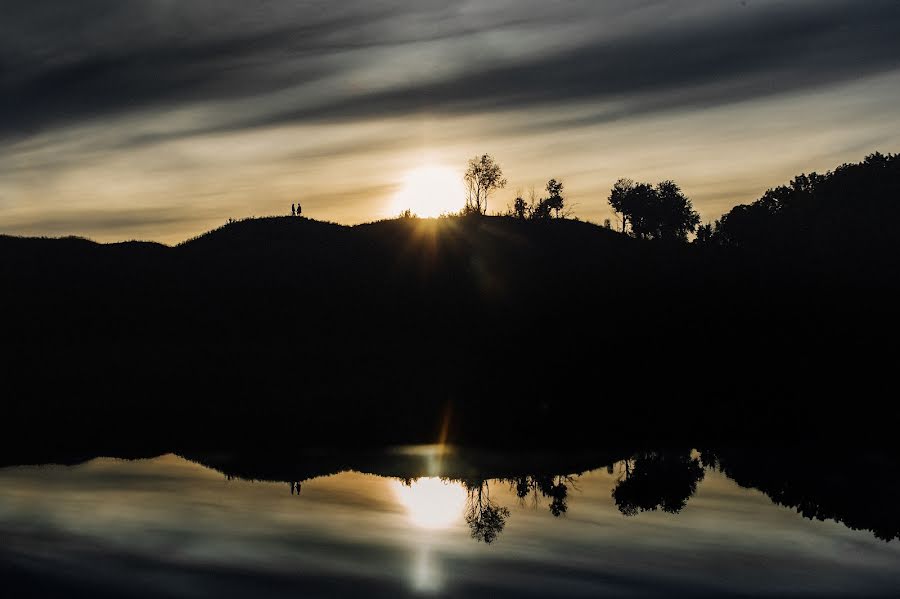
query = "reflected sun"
xmin=390 ymin=477 xmax=467 ymax=529
xmin=388 ymin=165 xmax=465 ymax=218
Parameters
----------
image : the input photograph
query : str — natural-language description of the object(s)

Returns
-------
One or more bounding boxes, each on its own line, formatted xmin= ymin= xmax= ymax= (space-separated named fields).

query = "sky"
xmin=2 ymin=0 xmax=899 ymax=244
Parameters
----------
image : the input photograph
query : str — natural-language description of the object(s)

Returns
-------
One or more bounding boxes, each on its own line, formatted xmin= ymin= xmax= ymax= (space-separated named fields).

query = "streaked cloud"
xmin=1 ymin=0 xmax=899 ymax=242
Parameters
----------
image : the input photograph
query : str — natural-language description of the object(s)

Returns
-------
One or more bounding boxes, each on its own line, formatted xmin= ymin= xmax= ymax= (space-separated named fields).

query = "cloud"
xmin=1 ymin=0 xmax=899 ymax=241
xmin=3 ymin=0 xmax=898 ymax=143
xmin=260 ymin=0 xmax=900 ymax=126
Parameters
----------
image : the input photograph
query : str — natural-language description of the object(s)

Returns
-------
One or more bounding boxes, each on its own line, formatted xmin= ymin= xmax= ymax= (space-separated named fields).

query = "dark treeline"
xmin=703 ymin=153 xmax=899 ymax=254
xmin=0 ymin=153 xmax=898 ymax=452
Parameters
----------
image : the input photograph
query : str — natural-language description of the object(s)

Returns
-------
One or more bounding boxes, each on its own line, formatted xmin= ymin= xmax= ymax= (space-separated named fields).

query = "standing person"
xmin=291 ymin=204 xmax=296 ymax=217
xmin=296 ymin=203 xmax=302 ymax=217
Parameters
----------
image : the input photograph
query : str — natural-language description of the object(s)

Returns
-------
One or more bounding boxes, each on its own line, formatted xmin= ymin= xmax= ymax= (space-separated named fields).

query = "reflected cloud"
xmin=2 ymin=451 xmax=900 ymax=597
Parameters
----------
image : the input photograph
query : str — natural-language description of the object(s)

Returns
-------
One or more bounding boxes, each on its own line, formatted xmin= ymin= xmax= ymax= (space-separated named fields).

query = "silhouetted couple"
xmin=291 ymin=203 xmax=302 ymax=217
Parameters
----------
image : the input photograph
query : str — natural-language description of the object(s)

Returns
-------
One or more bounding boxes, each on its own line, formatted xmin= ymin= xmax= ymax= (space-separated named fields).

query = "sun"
xmin=388 ymin=165 xmax=466 ymax=218
xmin=390 ymin=477 xmax=467 ymax=529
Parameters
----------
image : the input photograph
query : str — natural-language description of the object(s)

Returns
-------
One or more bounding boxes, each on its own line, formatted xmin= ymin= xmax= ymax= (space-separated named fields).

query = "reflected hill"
xmin=2 ymin=444 xmax=899 ymax=543
xmin=702 ymin=448 xmax=900 ymax=542
xmin=183 ymin=446 xmax=900 ymax=544
xmin=182 ymin=445 xmax=631 ymax=545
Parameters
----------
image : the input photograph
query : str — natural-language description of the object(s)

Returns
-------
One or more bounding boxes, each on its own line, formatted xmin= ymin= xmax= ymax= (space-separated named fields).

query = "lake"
xmin=1 ymin=446 xmax=898 ymax=597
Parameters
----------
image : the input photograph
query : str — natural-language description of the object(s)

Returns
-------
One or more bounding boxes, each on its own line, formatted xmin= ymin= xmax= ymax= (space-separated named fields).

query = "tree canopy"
xmin=706 ymin=152 xmax=900 ymax=252
xmin=608 ymin=179 xmax=700 ymax=241
xmin=464 ymin=154 xmax=507 ymax=215
xmin=509 ymin=179 xmax=567 ymax=220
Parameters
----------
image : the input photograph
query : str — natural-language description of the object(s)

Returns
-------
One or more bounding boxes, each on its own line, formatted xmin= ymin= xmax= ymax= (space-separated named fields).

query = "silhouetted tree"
xmin=711 ymin=198 xmax=779 ymax=248
xmin=464 ymin=154 xmax=507 ymax=215
xmin=544 ymin=179 xmax=565 ymax=218
xmin=527 ymin=179 xmax=568 ymax=220
xmin=694 ymin=222 xmax=714 ymax=244
xmin=512 ymin=195 xmax=529 ymax=219
xmin=530 ymin=199 xmax=553 ymax=220
xmin=623 ymin=182 xmax=658 ymax=239
xmin=608 ymin=179 xmax=700 ymax=241
xmin=654 ymin=181 xmax=700 ymax=241
xmin=608 ymin=178 xmax=637 ymax=233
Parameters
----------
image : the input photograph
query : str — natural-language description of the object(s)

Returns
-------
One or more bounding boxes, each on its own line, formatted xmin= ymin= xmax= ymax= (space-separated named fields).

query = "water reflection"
xmin=612 ymin=450 xmax=705 ymax=516
xmin=510 ymin=474 xmax=577 ymax=517
xmin=1 ymin=448 xmax=900 ymax=597
xmin=411 ymin=542 xmax=441 ymax=594
xmin=392 ymin=478 xmax=467 ymax=530
xmin=390 ymin=474 xmax=573 ymax=544
xmin=703 ymin=448 xmax=900 ymax=542
xmin=463 ymin=481 xmax=509 ymax=543
xmin=389 ymin=477 xmax=468 ymax=593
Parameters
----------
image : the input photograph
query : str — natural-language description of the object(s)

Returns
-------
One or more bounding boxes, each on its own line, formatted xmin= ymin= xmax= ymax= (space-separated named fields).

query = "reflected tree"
xmin=510 ymin=474 xmax=576 ymax=517
xmin=543 ymin=476 xmax=571 ymax=517
xmin=464 ymin=480 xmax=510 ymax=543
xmin=612 ymin=451 xmax=705 ymax=516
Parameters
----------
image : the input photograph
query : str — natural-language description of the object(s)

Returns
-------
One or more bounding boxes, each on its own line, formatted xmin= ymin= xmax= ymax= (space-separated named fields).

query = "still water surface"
xmin=1 ymin=447 xmax=898 ymax=597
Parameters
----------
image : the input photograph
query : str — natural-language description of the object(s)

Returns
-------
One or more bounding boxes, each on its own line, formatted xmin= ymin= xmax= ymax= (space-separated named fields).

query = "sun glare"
xmin=391 ymin=477 xmax=467 ymax=530
xmin=388 ymin=165 xmax=466 ymax=218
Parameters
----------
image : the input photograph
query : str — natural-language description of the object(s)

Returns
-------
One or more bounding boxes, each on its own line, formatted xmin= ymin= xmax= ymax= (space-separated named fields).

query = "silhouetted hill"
xmin=2 ymin=161 xmax=898 ymax=451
